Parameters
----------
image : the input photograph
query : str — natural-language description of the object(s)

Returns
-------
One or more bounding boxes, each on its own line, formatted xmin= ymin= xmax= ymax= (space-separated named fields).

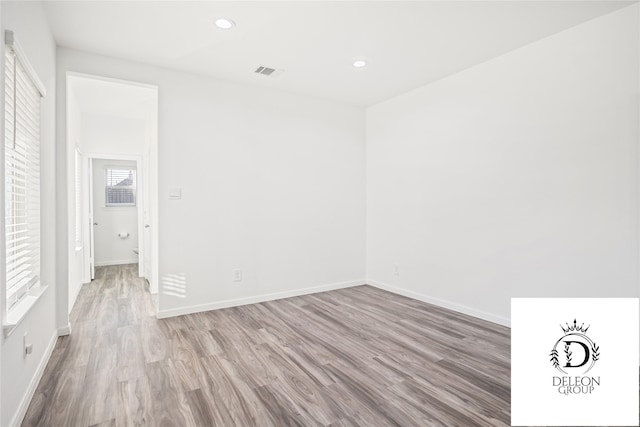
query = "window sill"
xmin=3 ymin=285 xmax=48 ymax=338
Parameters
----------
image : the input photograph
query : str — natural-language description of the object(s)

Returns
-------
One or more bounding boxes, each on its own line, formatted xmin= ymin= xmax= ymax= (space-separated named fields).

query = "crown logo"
xmin=550 ymin=318 xmax=599 ymax=375
xmin=560 ymin=319 xmax=590 ymax=334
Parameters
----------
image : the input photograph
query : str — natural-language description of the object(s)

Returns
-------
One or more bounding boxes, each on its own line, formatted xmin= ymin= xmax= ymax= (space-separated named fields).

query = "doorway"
xmin=66 ymin=73 xmax=159 ymax=315
xmin=88 ymin=156 xmax=143 ymax=280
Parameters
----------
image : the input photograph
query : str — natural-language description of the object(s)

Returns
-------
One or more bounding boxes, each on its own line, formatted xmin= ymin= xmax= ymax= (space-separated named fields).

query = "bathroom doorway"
xmin=88 ymin=156 xmax=143 ymax=279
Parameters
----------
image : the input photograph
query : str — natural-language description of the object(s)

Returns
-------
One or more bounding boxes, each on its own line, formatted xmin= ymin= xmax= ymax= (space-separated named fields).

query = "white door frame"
xmin=84 ymin=153 xmax=145 ymax=279
xmin=87 ymin=156 xmax=94 ymax=280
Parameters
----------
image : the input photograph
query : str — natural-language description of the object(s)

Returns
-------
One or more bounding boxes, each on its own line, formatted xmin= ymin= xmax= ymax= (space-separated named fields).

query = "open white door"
xmin=88 ymin=159 xmax=95 ymax=280
xmin=143 ymin=152 xmax=152 ymax=284
xmin=137 ymin=158 xmax=145 ymax=278
xmin=143 ymin=212 xmax=151 ymax=279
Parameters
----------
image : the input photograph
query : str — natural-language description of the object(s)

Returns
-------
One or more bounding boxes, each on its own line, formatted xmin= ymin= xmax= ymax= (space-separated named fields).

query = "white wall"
xmin=56 ymin=48 xmax=366 ymax=319
xmin=1 ymin=2 xmax=58 ymax=426
xmin=92 ymin=159 xmax=139 ymax=266
xmin=81 ymin=112 xmax=146 ymax=156
xmin=366 ymin=5 xmax=640 ymax=325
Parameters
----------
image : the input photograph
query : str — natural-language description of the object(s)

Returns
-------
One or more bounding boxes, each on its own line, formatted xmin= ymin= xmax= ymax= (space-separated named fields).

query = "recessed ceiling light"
xmin=214 ymin=18 xmax=236 ymax=30
xmin=352 ymin=59 xmax=368 ymax=68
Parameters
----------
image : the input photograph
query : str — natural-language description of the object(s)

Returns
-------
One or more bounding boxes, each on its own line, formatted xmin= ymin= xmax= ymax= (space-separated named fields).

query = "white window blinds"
xmin=106 ymin=168 xmax=136 ymax=206
xmin=4 ymin=42 xmax=41 ymax=310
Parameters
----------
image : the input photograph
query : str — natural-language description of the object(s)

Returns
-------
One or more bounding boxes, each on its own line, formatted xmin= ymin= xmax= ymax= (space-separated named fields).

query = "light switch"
xmin=169 ymin=187 xmax=182 ymax=200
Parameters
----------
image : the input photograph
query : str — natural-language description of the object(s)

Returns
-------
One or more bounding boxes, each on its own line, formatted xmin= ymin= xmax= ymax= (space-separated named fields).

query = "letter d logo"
xmin=564 ymin=340 xmax=590 ymax=368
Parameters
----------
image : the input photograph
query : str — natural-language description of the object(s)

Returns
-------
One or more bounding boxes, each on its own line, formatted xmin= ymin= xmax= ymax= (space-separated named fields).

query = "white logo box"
xmin=511 ymin=298 xmax=639 ymax=426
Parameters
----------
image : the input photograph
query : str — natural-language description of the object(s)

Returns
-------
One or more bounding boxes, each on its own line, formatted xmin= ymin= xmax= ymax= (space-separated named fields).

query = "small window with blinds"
xmin=4 ymin=41 xmax=42 ymax=310
xmin=105 ymin=168 xmax=136 ymax=207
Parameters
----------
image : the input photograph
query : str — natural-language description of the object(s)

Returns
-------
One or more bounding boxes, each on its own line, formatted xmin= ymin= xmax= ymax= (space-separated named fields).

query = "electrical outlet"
xmin=23 ymin=333 xmax=32 ymax=357
xmin=394 ymin=264 xmax=400 ymax=276
xmin=168 ymin=187 xmax=182 ymax=200
xmin=233 ymin=269 xmax=243 ymax=282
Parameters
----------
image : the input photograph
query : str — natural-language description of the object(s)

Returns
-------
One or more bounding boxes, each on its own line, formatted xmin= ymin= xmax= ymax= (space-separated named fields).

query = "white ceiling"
xmin=45 ymin=1 xmax=634 ymax=107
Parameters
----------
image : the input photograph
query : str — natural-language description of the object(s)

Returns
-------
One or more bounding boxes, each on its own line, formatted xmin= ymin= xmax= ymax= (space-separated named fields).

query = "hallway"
xmin=23 ymin=265 xmax=155 ymax=426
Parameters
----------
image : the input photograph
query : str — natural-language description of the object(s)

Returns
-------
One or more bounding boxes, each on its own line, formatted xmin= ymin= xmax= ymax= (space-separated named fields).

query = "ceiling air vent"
xmin=254 ymin=65 xmax=283 ymax=77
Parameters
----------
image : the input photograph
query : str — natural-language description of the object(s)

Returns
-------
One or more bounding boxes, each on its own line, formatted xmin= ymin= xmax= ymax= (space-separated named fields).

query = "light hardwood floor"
xmin=22 ymin=264 xmax=511 ymax=426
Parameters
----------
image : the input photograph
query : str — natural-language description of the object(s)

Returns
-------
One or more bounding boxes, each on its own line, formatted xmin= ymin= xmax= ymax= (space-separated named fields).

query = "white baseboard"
xmin=58 ymin=323 xmax=71 ymax=336
xmin=10 ymin=331 xmax=58 ymax=427
xmin=155 ymin=277 xmax=510 ymax=327
xmin=94 ymin=259 xmax=138 ymax=267
xmin=367 ymin=279 xmax=510 ymax=327
xmin=157 ymin=279 xmax=366 ymax=319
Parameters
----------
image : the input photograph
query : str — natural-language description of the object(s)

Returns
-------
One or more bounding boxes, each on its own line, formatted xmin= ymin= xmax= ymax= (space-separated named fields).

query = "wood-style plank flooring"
xmin=23 ymin=264 xmax=511 ymax=426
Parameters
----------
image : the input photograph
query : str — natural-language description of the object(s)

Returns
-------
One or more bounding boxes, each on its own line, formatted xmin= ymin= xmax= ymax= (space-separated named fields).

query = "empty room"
xmin=0 ymin=1 xmax=638 ymax=426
